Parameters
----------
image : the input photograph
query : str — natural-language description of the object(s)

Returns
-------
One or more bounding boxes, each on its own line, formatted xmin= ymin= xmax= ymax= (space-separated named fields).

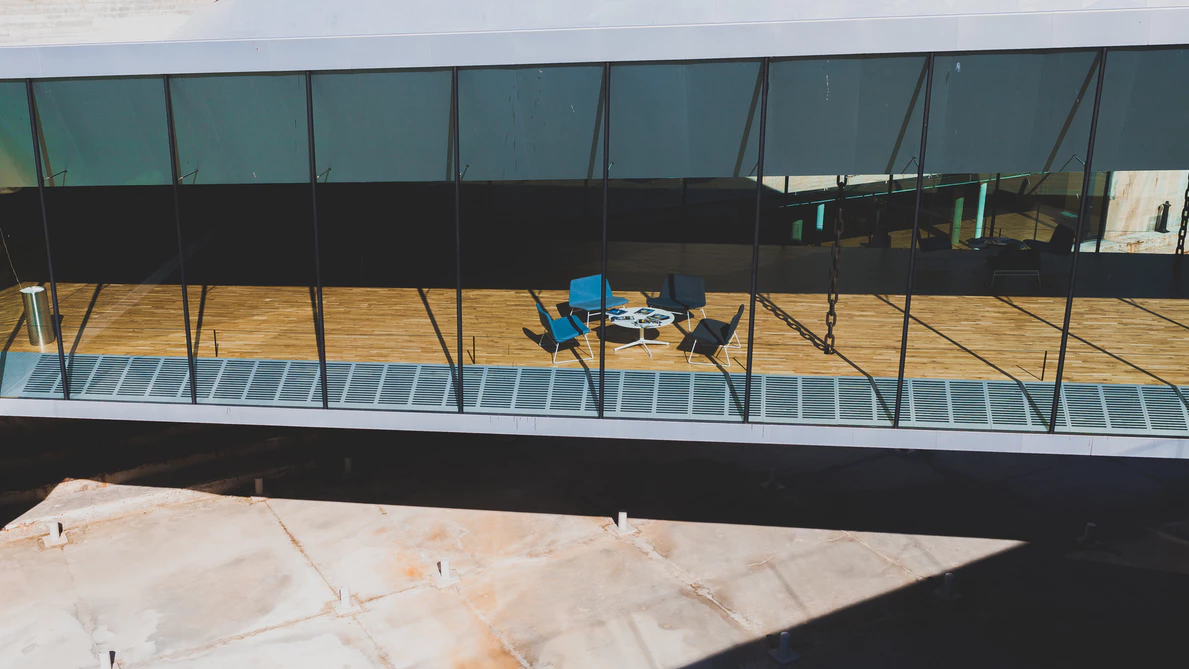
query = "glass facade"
xmin=459 ymin=64 xmax=604 ymax=417
xmin=0 ymin=45 xmax=1185 ymax=439
xmin=755 ymin=54 xmax=926 ymax=427
xmin=1058 ymin=48 xmax=1189 ymax=435
xmin=903 ymin=50 xmax=1100 ymax=431
xmin=312 ymin=69 xmax=457 ymax=411
xmin=33 ymin=77 xmax=191 ymax=402
xmin=171 ymin=74 xmax=321 ymax=407
xmin=0 ymin=80 xmax=59 ymax=398
xmin=606 ymin=60 xmax=760 ymax=422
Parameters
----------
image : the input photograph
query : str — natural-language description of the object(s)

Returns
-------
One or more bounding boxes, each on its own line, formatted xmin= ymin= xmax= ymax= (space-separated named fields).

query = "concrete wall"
xmin=1101 ymin=170 xmax=1189 ymax=253
xmin=0 ymin=0 xmax=212 ymax=46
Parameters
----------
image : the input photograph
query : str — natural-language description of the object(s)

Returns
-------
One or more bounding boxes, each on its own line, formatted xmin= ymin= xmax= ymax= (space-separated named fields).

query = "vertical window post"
xmin=1049 ymin=47 xmax=1108 ymax=433
xmin=743 ymin=58 xmax=770 ymax=422
xmin=452 ymin=66 xmax=464 ymax=413
xmin=162 ymin=74 xmax=199 ymax=404
xmin=305 ymin=71 xmax=330 ymax=409
xmin=893 ymin=54 xmax=935 ymax=427
xmin=24 ymin=79 xmax=70 ymax=400
xmin=598 ymin=63 xmax=610 ymax=418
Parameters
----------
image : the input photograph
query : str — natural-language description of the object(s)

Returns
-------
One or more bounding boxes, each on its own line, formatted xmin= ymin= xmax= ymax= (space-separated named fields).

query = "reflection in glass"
xmin=312 ymin=69 xmax=458 ymax=412
xmin=0 ymin=80 xmax=60 ymax=398
xmin=459 ymin=65 xmax=603 ymax=417
xmin=903 ymin=50 xmax=1100 ymax=432
xmin=171 ymin=74 xmax=321 ymax=407
xmin=754 ymin=55 xmax=927 ymax=427
xmin=1060 ymin=47 xmax=1189 ymax=437
xmin=32 ymin=77 xmax=190 ymax=403
xmin=606 ymin=60 xmax=761 ymax=422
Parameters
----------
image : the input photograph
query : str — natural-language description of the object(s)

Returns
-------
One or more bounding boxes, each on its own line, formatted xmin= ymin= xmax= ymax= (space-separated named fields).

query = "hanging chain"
xmin=1177 ymin=178 xmax=1188 ymax=255
xmin=825 ymin=175 xmax=847 ymax=355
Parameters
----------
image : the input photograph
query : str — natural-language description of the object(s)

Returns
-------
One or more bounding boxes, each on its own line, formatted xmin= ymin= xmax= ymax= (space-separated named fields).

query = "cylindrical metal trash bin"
xmin=20 ymin=286 xmax=56 ymax=346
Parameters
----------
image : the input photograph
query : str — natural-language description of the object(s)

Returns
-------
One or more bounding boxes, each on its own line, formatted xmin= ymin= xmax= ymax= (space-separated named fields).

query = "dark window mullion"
xmin=893 ymin=53 xmax=936 ymax=427
xmin=24 ymin=79 xmax=70 ymax=400
xmin=1049 ymin=47 xmax=1108 ymax=433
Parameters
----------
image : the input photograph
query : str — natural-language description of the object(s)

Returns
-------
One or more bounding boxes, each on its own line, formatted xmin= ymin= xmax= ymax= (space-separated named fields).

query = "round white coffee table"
xmin=608 ymin=307 xmax=676 ymax=357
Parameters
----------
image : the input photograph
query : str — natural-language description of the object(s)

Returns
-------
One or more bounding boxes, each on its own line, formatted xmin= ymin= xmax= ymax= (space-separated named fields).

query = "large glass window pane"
xmin=459 ymin=65 xmax=603 ymax=417
xmin=605 ymin=60 xmax=760 ymax=423
xmin=754 ymin=55 xmax=926 ymax=427
xmin=903 ymin=50 xmax=1099 ymax=433
xmin=171 ymin=73 xmax=320 ymax=407
xmin=170 ymin=74 xmax=309 ymax=185
xmin=312 ymin=69 xmax=457 ymax=412
xmin=1060 ymin=47 xmax=1189 ymax=438
xmin=33 ymin=77 xmax=191 ymax=403
xmin=0 ymin=80 xmax=60 ymax=399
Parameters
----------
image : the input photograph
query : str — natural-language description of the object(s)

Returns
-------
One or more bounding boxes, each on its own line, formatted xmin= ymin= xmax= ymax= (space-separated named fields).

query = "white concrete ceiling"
xmin=1 ymin=0 xmax=1188 ymax=78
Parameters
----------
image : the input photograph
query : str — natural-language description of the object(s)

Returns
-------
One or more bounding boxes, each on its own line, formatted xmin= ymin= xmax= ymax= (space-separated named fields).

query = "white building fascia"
xmin=1 ymin=0 xmax=1188 ymax=79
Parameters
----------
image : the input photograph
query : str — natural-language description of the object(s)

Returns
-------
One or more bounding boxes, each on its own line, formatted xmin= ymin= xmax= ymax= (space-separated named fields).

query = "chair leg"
xmin=549 ymin=336 xmax=595 ymax=365
xmin=700 ymin=307 xmax=707 ymax=320
xmin=686 ymin=340 xmax=723 ymax=366
xmin=726 ymin=331 xmax=742 ymax=349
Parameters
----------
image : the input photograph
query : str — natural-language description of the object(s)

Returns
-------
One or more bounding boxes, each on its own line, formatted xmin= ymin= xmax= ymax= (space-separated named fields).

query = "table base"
xmin=614 ymin=335 xmax=670 ymax=357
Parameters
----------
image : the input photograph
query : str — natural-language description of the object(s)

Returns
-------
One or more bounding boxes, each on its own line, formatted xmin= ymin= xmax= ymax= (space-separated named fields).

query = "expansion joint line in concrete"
xmin=840 ymin=530 xmax=927 ymax=581
xmin=263 ymin=500 xmax=337 ymax=594
xmin=622 ymin=532 xmax=763 ymax=634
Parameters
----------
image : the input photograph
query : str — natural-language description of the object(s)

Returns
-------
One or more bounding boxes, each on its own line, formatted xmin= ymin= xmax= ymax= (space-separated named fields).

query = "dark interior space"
xmin=0 ymin=187 xmax=52 ymax=290
xmin=12 ymin=178 xmax=1161 ymax=300
xmin=318 ymin=181 xmax=455 ymax=289
xmin=42 ymin=185 xmax=179 ymax=285
xmin=178 ymin=183 xmax=317 ymax=288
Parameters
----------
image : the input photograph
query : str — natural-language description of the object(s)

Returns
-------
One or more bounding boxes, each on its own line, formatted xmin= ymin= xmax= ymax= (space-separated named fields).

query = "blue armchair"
xmin=686 ymin=305 xmax=744 ymax=367
xmin=537 ymin=304 xmax=594 ymax=364
xmin=568 ymin=274 xmax=629 ymax=324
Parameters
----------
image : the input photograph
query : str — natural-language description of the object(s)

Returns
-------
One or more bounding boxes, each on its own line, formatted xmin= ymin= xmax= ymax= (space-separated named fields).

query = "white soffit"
xmin=1 ymin=1 xmax=1189 ymax=78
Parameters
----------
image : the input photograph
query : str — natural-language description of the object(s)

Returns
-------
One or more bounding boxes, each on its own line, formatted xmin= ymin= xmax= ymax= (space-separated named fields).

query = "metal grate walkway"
xmin=10 ymin=354 xmax=1189 ymax=437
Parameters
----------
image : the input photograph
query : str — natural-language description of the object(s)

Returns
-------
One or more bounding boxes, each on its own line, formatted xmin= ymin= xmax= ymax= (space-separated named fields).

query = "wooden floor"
xmin=2 ymin=282 xmax=1187 ymax=387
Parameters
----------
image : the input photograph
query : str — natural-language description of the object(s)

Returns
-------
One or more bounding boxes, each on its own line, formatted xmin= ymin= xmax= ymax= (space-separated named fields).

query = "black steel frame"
xmin=11 ymin=47 xmax=1167 ymax=440
xmin=1048 ymin=48 xmax=1108 ymax=433
xmin=598 ymin=62 xmax=610 ymax=418
xmin=22 ymin=79 xmax=70 ymax=399
xmin=305 ymin=71 xmax=331 ymax=409
xmin=893 ymin=54 xmax=935 ymax=427
xmin=742 ymin=58 xmax=770 ymax=422
xmin=162 ymin=74 xmax=200 ymax=404
xmin=452 ymin=67 xmax=465 ymax=413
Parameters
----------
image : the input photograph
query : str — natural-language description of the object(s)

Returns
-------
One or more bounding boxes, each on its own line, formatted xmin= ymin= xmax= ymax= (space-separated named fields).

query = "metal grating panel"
xmin=378 ymin=364 xmax=417 ymax=406
xmin=1103 ymin=385 xmax=1147 ymax=431
xmin=150 ymin=358 xmax=190 ymax=398
xmin=1063 ymin=384 xmax=1108 ymax=430
xmin=343 ymin=363 xmax=384 ymax=405
xmin=514 ymin=368 xmax=552 ymax=412
xmin=1141 ymin=386 xmax=1189 ymax=432
xmin=950 ymin=380 xmax=989 ymax=426
xmin=8 ymin=354 xmax=1187 ymax=436
xmin=65 ymin=355 xmax=100 ymax=395
xmin=246 ymin=361 xmax=286 ymax=402
xmin=909 ymin=379 xmax=951 ymax=424
xmin=802 ymin=377 xmax=837 ymax=421
xmin=761 ymin=376 xmax=799 ymax=420
xmin=24 ymin=355 xmax=64 ymax=394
